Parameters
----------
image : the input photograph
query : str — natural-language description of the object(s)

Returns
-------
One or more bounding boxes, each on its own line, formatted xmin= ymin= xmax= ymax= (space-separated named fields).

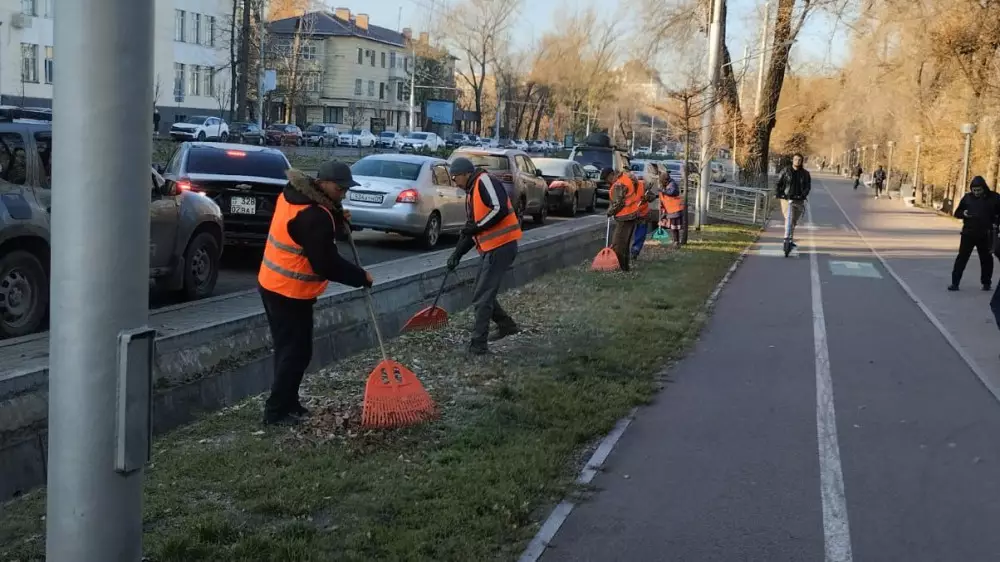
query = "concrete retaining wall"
xmin=0 ymin=216 xmax=605 ymax=499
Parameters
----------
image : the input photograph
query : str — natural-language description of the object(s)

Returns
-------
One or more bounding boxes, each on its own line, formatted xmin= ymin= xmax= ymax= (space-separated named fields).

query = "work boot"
xmin=262 ymin=412 xmax=303 ymax=427
xmin=948 ymin=284 xmax=959 ymax=291
xmin=467 ymin=341 xmax=491 ymax=356
xmin=984 ymin=283 xmax=992 ymax=291
xmin=291 ymin=403 xmax=311 ymax=418
xmin=489 ymin=323 xmax=520 ymax=342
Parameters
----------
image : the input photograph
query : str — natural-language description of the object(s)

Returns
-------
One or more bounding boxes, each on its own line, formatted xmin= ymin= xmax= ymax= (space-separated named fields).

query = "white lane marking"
xmin=822 ymin=182 xmax=1000 ymax=404
xmin=807 ymin=203 xmax=855 ymax=562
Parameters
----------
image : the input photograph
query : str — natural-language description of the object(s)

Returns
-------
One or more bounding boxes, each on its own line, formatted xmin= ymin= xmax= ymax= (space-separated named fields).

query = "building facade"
xmin=0 ymin=0 xmax=232 ymax=130
xmin=267 ymin=8 xmax=423 ymax=132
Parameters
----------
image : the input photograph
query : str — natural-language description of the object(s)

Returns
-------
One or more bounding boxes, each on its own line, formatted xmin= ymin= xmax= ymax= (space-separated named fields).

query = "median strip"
xmin=0 ymin=224 xmax=756 ymax=562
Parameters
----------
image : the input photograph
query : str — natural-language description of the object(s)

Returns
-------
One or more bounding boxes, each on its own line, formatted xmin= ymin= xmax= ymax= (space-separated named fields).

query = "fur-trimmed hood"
xmin=285 ymin=168 xmax=339 ymax=210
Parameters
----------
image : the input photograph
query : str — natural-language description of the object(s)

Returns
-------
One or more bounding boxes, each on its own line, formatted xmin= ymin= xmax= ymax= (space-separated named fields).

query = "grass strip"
xmin=0 ymin=224 xmax=756 ymax=562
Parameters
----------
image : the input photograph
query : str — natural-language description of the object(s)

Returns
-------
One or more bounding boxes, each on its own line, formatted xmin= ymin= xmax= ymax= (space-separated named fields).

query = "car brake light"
xmin=176 ymin=179 xmax=205 ymax=195
xmin=396 ymin=189 xmax=419 ymax=203
xmin=226 ymin=150 xmax=246 ymax=157
xmin=549 ymin=180 xmax=568 ymax=189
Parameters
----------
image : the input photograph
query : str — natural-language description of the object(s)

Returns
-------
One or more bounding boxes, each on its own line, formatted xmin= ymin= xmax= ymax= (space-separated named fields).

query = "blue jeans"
xmin=631 ymin=222 xmax=649 ymax=257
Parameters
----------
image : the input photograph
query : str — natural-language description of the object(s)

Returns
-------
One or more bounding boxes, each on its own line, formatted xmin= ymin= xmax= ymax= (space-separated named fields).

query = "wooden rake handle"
xmin=344 ymin=227 xmax=389 ymax=363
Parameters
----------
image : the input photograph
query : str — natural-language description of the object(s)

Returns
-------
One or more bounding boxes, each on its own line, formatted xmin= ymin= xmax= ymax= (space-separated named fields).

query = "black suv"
xmin=158 ymin=142 xmax=291 ymax=246
xmin=568 ymin=133 xmax=631 ymax=204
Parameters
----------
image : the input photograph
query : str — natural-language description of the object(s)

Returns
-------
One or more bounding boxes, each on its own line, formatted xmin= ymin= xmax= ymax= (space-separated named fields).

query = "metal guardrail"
xmin=705 ymin=182 xmax=772 ymax=226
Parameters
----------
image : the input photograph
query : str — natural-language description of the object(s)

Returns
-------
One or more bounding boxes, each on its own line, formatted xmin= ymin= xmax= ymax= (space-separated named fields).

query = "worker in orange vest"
xmin=658 ymin=171 xmax=686 ymax=248
xmin=630 ymin=164 xmax=662 ymax=260
xmin=603 ymin=166 xmax=643 ymax=271
xmin=446 ymin=157 xmax=523 ymax=355
xmin=257 ymin=162 xmax=373 ymax=426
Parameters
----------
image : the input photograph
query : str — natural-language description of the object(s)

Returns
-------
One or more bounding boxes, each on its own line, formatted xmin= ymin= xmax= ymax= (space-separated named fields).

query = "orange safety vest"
xmin=468 ymin=173 xmax=523 ymax=253
xmin=258 ymin=193 xmax=334 ymax=299
xmin=659 ymin=192 xmax=685 ymax=217
xmin=637 ymin=178 xmax=650 ymax=218
xmin=614 ymin=173 xmax=642 ymax=220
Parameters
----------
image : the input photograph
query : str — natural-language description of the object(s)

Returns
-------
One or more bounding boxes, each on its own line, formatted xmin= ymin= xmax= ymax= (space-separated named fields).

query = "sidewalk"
xmin=536 ymin=175 xmax=1000 ymax=561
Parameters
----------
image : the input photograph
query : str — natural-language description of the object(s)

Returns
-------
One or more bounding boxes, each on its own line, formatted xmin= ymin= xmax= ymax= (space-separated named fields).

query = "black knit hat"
xmin=971 ymin=176 xmax=988 ymax=190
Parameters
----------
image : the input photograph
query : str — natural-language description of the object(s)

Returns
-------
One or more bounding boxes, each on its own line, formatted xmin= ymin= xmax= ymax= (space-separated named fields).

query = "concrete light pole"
xmin=960 ymin=122 xmax=977 ymax=192
xmin=697 ymin=0 xmax=724 ymax=229
xmin=46 ymin=0 xmax=155 ymax=560
xmin=914 ymin=134 xmax=923 ymax=204
xmin=754 ymin=1 xmax=770 ymax=118
xmin=886 ymin=140 xmax=895 ymax=189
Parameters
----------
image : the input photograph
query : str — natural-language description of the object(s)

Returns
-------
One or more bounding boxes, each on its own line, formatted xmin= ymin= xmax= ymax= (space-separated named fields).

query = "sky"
xmin=323 ymin=0 xmax=851 ymax=74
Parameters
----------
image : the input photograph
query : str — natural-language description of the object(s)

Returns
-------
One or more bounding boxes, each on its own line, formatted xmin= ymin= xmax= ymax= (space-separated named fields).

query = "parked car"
xmin=378 ymin=131 xmax=404 ymax=149
xmin=466 ymin=134 xmax=484 ymax=147
xmin=446 ymin=133 xmax=470 ymax=149
xmin=529 ymin=140 xmax=549 ymax=154
xmin=265 ymin=124 xmax=304 ymax=146
xmin=662 ymin=159 xmax=700 ymax=189
xmin=229 ymin=122 xmax=265 ymax=145
xmin=158 ymin=142 xmax=290 ymax=247
xmin=533 ymin=157 xmax=598 ymax=215
xmin=400 ymin=132 xmax=443 ymax=152
xmin=339 ymin=128 xmax=377 ymax=147
xmin=170 ymin=115 xmax=229 ymax=142
xmin=630 ymin=160 xmax=663 ymax=186
xmin=449 ymin=147 xmax=549 ymax=224
xmin=568 ymin=133 xmax=631 ymax=204
xmin=0 ymin=121 xmax=224 ymax=338
xmin=344 ymin=154 xmax=467 ymax=249
xmin=302 ymin=123 xmax=340 ymax=146
xmin=710 ymin=161 xmax=727 ymax=183
xmin=510 ymin=139 xmax=529 ymax=151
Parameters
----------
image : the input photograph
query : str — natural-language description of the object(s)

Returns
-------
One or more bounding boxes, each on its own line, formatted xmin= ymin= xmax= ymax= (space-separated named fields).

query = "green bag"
xmin=652 ymin=227 xmax=670 ymax=242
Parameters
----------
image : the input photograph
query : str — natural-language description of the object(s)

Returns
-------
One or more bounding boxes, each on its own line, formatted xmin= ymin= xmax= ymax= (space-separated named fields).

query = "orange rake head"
xmin=590 ymin=247 xmax=621 ymax=272
xmin=362 ymin=359 xmax=438 ymax=429
xmin=400 ymin=304 xmax=449 ymax=333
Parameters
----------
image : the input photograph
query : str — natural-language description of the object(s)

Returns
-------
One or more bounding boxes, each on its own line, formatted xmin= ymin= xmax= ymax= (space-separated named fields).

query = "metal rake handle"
xmin=345 ymin=227 xmax=389 ymax=362
xmin=430 ymin=269 xmax=451 ymax=309
xmin=605 ymin=217 xmax=612 ymax=246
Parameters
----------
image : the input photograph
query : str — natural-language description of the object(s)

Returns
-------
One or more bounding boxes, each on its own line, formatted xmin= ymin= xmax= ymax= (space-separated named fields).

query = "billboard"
xmin=425 ymin=99 xmax=455 ymax=125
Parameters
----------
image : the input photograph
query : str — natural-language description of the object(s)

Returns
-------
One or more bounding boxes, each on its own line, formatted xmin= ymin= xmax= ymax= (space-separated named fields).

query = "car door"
xmin=149 ymin=169 xmax=179 ymax=269
xmin=519 ymin=155 xmax=545 ymax=210
xmin=430 ymin=163 xmax=463 ymax=228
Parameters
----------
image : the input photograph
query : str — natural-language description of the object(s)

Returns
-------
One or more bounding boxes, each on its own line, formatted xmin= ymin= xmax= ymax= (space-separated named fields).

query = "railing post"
xmin=752 ymin=193 xmax=759 ymax=224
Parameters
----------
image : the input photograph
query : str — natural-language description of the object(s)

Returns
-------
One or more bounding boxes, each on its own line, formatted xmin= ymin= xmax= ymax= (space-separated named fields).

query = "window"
xmin=35 ymin=132 xmax=51 ymax=187
xmin=188 ymin=65 xmax=201 ymax=96
xmin=21 ymin=0 xmax=35 ymax=16
xmin=21 ymin=44 xmax=38 ymax=83
xmin=202 ymin=68 xmax=214 ymax=97
xmin=404 ymin=57 xmax=409 ymax=72
xmin=173 ymin=63 xmax=185 ymax=95
xmin=357 ymin=48 xmax=363 ymax=64
xmin=370 ymin=50 xmax=375 ymax=67
xmin=379 ymin=82 xmax=385 ymax=100
xmin=381 ymin=52 xmax=386 ymax=68
xmin=42 ymin=0 xmax=52 ymax=18
xmin=301 ymin=42 xmax=316 ymax=60
xmin=186 ymin=146 xmax=290 ymax=179
xmin=174 ymin=10 xmax=185 ymax=42
xmin=397 ymin=83 xmax=405 ymax=102
xmin=431 ymin=164 xmax=451 ymax=186
xmin=390 ymin=52 xmax=396 ymax=68
xmin=208 ymin=16 xmax=216 ymax=46
xmin=304 ymin=73 xmax=321 ymax=92
xmin=0 ymin=132 xmax=28 ymax=186
xmin=354 ymin=78 xmax=362 ymax=96
xmin=367 ymin=80 xmax=375 ymax=96
xmin=192 ymin=14 xmax=201 ymax=45
xmin=44 ymin=46 xmax=53 ymax=84
xmin=325 ymin=106 xmax=344 ymax=123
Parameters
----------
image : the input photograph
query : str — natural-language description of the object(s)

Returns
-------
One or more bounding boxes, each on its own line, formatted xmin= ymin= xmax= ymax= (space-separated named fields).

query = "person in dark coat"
xmin=872 ymin=164 xmax=887 ymax=199
xmin=853 ymin=164 xmax=863 ymax=190
xmin=775 ymin=153 xmax=811 ymax=252
xmin=949 ymin=176 xmax=1000 ymax=292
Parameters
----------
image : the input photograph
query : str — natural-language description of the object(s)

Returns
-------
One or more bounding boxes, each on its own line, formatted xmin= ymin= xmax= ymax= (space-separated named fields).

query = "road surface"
xmin=536 ymin=175 xmax=1000 ymax=561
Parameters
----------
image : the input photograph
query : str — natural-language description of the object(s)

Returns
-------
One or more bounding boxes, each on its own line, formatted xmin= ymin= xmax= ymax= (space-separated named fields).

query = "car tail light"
xmin=396 ymin=189 xmax=419 ymax=203
xmin=549 ymin=180 xmax=569 ymax=189
xmin=176 ymin=178 xmax=205 ymax=195
xmin=226 ymin=150 xmax=246 ymax=157
xmin=500 ymin=173 xmax=514 ymax=183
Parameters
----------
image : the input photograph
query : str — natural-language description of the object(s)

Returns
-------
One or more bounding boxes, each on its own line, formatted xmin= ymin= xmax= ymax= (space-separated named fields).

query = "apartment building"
xmin=267 ymin=8 xmax=423 ymax=132
xmin=0 ymin=0 xmax=231 ymax=129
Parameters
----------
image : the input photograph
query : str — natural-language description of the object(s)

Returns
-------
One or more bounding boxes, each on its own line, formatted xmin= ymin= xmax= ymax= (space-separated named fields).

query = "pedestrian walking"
xmin=630 ymin=164 xmax=661 ymax=261
xmin=446 ymin=157 xmax=523 ymax=355
xmin=257 ymin=162 xmax=373 ymax=426
xmin=853 ymin=164 xmax=863 ymax=190
xmin=658 ymin=173 xmax=685 ymax=248
xmin=605 ymin=166 xmax=643 ymax=271
xmin=775 ymin=152 xmax=811 ymax=256
xmin=949 ymin=176 xmax=999 ymax=292
xmin=872 ymin=164 xmax=887 ymax=199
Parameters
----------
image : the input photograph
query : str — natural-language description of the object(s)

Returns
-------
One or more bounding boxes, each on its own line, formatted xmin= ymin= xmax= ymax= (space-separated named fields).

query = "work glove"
xmin=446 ymin=252 xmax=461 ymax=271
xmin=460 ymin=220 xmax=478 ymax=237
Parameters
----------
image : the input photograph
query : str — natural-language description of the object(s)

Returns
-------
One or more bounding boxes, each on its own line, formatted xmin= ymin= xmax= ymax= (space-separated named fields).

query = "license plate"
xmin=230 ymin=195 xmax=256 ymax=215
xmin=349 ymin=191 xmax=384 ymax=204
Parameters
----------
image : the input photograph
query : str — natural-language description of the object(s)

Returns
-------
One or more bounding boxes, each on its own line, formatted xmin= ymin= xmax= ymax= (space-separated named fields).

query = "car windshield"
xmin=572 ymin=149 xmax=613 ymax=173
xmin=183 ymin=116 xmax=209 ymax=124
xmin=305 ymin=125 xmax=325 ymax=132
xmin=267 ymin=124 xmax=287 ymax=131
xmin=630 ymin=162 xmax=646 ymax=172
xmin=380 ymin=132 xmax=396 ymax=137
xmin=186 ymin=148 xmax=289 ymax=179
xmin=345 ymin=129 xmax=361 ymax=135
xmin=407 ymin=133 xmax=428 ymax=140
xmin=351 ymin=158 xmax=422 ymax=181
xmin=664 ymin=163 xmax=682 ymax=174
xmin=453 ymin=152 xmax=510 ymax=171
xmin=533 ymin=160 xmax=570 ymax=177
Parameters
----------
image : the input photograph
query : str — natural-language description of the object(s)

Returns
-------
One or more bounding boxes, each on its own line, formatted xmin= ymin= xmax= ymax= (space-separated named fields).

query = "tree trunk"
xmin=229 ymin=0 xmax=239 ymax=122
xmin=236 ymin=0 xmax=251 ymax=121
xmin=987 ymin=132 xmax=1000 ymax=188
xmin=741 ymin=0 xmax=796 ymax=189
xmin=530 ymin=93 xmax=547 ymax=140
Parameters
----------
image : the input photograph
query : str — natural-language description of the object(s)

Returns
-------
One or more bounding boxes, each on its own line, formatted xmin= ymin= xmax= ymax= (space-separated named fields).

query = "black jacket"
xmin=775 ymin=166 xmax=811 ymax=201
xmin=873 ymin=168 xmax=887 ymax=184
xmin=954 ymin=190 xmax=1000 ymax=234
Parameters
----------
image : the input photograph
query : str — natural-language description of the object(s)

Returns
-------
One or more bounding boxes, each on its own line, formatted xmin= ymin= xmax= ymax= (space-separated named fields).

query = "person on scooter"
xmin=775 ymin=153 xmax=811 ymax=256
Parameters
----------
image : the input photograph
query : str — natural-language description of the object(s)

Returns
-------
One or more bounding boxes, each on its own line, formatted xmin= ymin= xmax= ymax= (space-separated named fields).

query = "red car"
xmin=265 ymin=124 xmax=304 ymax=146
xmin=532 ymin=157 xmax=598 ymax=216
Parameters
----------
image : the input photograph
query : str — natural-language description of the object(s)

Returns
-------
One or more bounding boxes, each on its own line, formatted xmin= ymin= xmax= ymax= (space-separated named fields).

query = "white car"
xmin=378 ymin=131 xmax=404 ymax=149
xmin=338 ymin=128 xmax=377 ymax=147
xmin=400 ymin=132 xmax=443 ymax=152
xmin=529 ymin=140 xmax=548 ymax=154
xmin=343 ymin=154 xmax=468 ymax=249
xmin=170 ymin=115 xmax=229 ymax=142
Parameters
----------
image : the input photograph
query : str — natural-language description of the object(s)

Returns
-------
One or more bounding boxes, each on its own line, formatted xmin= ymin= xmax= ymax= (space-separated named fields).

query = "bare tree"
xmin=269 ymin=12 xmax=319 ymax=125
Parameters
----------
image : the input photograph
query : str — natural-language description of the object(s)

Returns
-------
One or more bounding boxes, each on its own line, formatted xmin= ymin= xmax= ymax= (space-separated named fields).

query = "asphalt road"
xmin=150 ymin=213 xmax=583 ymax=309
xmin=538 ymin=176 xmax=1000 ymax=561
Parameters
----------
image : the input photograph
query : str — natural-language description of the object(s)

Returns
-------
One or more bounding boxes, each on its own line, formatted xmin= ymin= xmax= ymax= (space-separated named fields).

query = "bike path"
xmin=537 ymin=178 xmax=1000 ymax=561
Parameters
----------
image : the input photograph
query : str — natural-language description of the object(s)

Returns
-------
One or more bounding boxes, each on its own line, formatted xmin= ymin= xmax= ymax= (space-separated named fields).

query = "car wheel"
xmin=221 ymin=132 xmax=229 ymax=142
xmin=180 ymin=232 xmax=220 ymax=301
xmin=197 ymin=131 xmax=206 ymax=141
xmin=258 ymin=136 xmax=264 ymax=145
xmin=532 ymin=199 xmax=548 ymax=224
xmin=586 ymin=190 xmax=597 ymax=213
xmin=0 ymin=250 xmax=49 ymax=339
xmin=420 ymin=212 xmax=442 ymax=249
xmin=317 ymin=138 xmax=324 ymax=147
xmin=297 ymin=138 xmax=304 ymax=146
xmin=565 ymin=193 xmax=578 ymax=216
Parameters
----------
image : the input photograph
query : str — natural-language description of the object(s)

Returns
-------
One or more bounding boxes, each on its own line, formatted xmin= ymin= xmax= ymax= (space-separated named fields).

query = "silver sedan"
xmin=344 ymin=154 xmax=468 ymax=249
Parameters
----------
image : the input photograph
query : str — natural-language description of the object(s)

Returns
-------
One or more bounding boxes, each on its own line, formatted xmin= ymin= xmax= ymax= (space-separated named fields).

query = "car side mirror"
xmin=535 ymin=169 xmax=543 ymax=177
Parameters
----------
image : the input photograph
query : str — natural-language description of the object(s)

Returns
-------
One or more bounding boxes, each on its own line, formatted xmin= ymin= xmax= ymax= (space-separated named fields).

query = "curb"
xmin=515 ymin=224 xmax=765 ymax=562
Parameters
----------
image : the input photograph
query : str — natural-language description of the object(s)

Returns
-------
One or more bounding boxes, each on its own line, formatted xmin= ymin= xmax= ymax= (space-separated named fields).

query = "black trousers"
xmin=951 ymin=231 xmax=994 ymax=287
xmin=260 ymin=287 xmax=314 ymax=418
xmin=470 ymin=241 xmax=518 ymax=347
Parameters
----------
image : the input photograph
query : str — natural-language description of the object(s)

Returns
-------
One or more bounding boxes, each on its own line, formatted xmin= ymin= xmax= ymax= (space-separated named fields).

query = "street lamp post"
xmin=697 ymin=0 xmax=724 ymax=229
xmin=960 ymin=122 xmax=977 ymax=193
xmin=861 ymin=146 xmax=867 ymax=170
xmin=914 ymin=134 xmax=923 ymax=204
xmin=872 ymin=143 xmax=879 ymax=168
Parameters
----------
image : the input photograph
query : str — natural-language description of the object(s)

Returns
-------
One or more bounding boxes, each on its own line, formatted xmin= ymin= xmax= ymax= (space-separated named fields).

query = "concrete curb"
xmin=516 ymin=224 xmax=765 ymax=562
